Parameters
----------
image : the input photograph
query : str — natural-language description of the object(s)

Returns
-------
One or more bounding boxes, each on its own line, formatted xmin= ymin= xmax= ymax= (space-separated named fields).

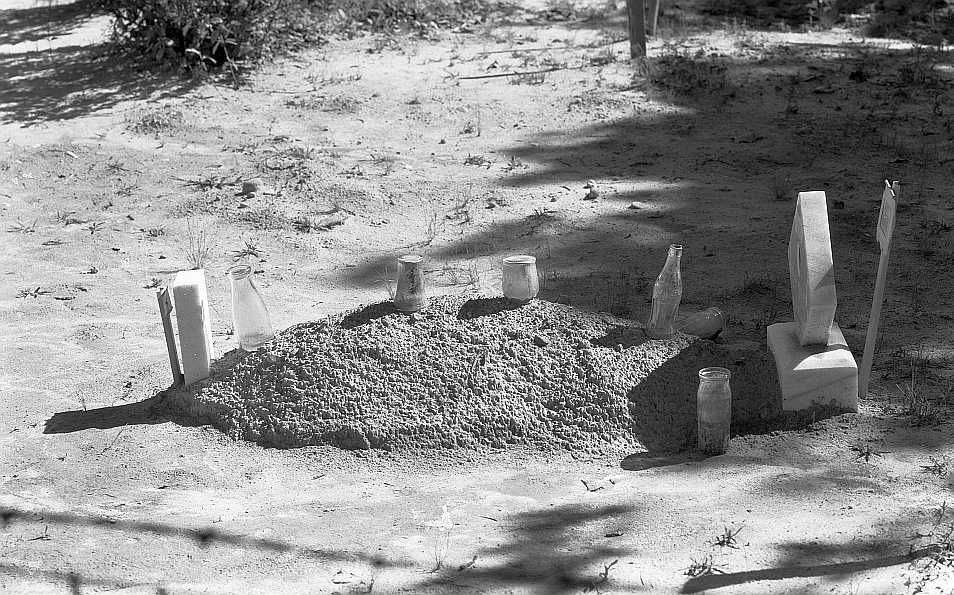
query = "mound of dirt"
xmin=176 ymin=295 xmax=777 ymax=453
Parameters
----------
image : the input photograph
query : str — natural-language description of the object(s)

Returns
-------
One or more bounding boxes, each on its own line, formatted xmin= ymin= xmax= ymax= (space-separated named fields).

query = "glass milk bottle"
xmin=646 ymin=244 xmax=683 ymax=338
xmin=227 ymin=265 xmax=275 ymax=351
xmin=697 ymin=367 xmax=732 ymax=454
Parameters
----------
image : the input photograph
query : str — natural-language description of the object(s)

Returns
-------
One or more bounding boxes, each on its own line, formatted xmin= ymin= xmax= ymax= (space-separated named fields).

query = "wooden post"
xmin=627 ymin=0 xmax=646 ymax=58
xmin=859 ymin=180 xmax=899 ymax=399
xmin=647 ymin=0 xmax=661 ymax=36
xmin=157 ymin=287 xmax=184 ymax=387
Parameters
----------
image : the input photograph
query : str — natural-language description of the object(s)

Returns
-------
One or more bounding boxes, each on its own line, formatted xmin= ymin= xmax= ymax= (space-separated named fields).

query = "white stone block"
xmin=789 ymin=191 xmax=837 ymax=346
xmin=173 ymin=269 xmax=213 ymax=386
xmin=767 ymin=321 xmax=857 ymax=412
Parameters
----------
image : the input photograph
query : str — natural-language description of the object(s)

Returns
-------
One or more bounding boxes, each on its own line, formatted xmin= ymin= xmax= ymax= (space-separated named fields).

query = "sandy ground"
xmin=2 ymin=0 xmax=954 ymax=593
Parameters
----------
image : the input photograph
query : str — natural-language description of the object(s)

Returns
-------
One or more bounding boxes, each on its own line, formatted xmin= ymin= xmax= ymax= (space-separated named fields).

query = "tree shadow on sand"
xmin=0 ymin=0 xmax=97 ymax=47
xmin=0 ymin=505 xmax=407 ymax=592
xmin=416 ymin=503 xmax=645 ymax=593
xmin=0 ymin=44 xmax=196 ymax=126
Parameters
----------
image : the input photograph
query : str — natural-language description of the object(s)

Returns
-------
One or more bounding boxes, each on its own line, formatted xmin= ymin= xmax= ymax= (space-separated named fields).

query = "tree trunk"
xmin=627 ymin=0 xmax=646 ymax=58
xmin=647 ymin=0 xmax=661 ymax=36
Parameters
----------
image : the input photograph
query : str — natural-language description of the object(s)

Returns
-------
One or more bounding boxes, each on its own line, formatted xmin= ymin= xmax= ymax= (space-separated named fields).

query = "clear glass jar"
xmin=394 ymin=254 xmax=426 ymax=313
xmin=646 ymin=244 xmax=683 ymax=339
xmin=501 ymin=255 xmax=539 ymax=302
xmin=227 ymin=265 xmax=274 ymax=351
xmin=697 ymin=367 xmax=731 ymax=454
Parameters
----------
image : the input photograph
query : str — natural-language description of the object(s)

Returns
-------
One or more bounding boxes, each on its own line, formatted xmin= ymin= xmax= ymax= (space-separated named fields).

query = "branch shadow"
xmin=0 ymin=561 xmax=151 ymax=594
xmin=0 ymin=506 xmax=405 ymax=564
xmin=417 ymin=503 xmax=645 ymax=593
xmin=681 ymin=538 xmax=942 ymax=593
xmin=0 ymin=44 xmax=196 ymax=126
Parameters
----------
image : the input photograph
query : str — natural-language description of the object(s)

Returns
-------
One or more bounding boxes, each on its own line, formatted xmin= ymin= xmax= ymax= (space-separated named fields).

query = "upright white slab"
xmin=788 ymin=191 xmax=837 ymax=346
xmin=173 ymin=269 xmax=213 ymax=385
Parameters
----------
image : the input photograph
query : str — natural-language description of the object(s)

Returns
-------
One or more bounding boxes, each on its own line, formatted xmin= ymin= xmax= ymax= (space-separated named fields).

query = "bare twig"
xmin=458 ymin=67 xmax=565 ymax=80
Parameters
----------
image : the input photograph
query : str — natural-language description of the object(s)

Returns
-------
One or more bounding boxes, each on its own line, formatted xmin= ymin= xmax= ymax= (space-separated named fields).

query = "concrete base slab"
xmin=767 ymin=321 xmax=858 ymax=412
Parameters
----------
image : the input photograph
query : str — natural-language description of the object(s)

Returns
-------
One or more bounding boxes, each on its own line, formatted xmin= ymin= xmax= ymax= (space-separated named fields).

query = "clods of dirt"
xmin=176 ymin=296 xmax=730 ymax=453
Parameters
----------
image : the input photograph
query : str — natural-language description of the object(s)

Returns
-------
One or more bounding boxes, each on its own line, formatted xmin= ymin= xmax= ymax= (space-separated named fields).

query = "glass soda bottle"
xmin=227 ymin=264 xmax=275 ymax=351
xmin=646 ymin=244 xmax=683 ymax=338
xmin=697 ymin=367 xmax=732 ymax=454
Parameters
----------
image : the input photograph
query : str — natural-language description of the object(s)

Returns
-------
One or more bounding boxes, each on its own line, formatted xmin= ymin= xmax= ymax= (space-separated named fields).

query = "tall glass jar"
xmin=646 ymin=244 xmax=683 ymax=338
xmin=394 ymin=254 xmax=426 ymax=313
xmin=227 ymin=264 xmax=274 ymax=351
xmin=501 ymin=255 xmax=539 ymax=302
xmin=697 ymin=367 xmax=732 ymax=455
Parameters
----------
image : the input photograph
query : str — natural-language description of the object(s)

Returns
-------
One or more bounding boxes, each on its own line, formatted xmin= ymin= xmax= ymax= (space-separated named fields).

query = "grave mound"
xmin=176 ymin=295 xmax=770 ymax=453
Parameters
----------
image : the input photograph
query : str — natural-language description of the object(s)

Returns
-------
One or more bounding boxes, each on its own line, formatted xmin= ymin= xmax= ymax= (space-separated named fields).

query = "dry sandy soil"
xmin=2 ymin=0 xmax=954 ymax=593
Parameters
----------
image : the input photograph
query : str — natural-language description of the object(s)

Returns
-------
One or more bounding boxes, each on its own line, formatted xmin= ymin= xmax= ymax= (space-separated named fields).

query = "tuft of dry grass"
xmin=183 ymin=218 xmax=216 ymax=270
xmin=7 ymin=219 xmax=38 ymax=233
xmin=126 ymin=106 xmax=187 ymax=136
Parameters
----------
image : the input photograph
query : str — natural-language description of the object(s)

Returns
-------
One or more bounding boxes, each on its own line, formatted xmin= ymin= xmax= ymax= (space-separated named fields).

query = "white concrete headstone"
xmin=788 ymin=191 xmax=837 ymax=346
xmin=173 ymin=269 xmax=213 ymax=385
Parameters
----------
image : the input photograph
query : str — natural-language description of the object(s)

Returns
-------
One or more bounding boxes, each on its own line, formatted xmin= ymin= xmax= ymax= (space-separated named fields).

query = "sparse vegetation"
xmin=180 ymin=173 xmax=238 ymax=192
xmin=712 ymin=525 xmax=743 ymax=548
xmin=646 ymin=47 xmax=729 ymax=95
xmin=231 ymin=239 xmax=264 ymax=261
xmin=685 ymin=554 xmax=724 ymax=577
xmin=7 ymin=219 xmax=37 ymax=233
xmin=464 ymin=154 xmax=492 ymax=167
xmin=95 ymin=0 xmax=500 ymax=73
xmin=16 ymin=287 xmax=51 ymax=299
xmin=126 ymin=106 xmax=186 ymax=135
xmin=922 ymin=457 xmax=950 ymax=477
xmin=292 ymin=211 xmax=348 ymax=233
xmin=85 ymin=221 xmax=105 ymax=235
xmin=183 ymin=218 xmax=216 ymax=270
xmin=286 ymin=95 xmax=363 ymax=113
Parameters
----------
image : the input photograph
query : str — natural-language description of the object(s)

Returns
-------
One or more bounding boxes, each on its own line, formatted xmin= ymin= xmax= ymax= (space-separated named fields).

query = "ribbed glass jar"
xmin=697 ymin=367 xmax=732 ymax=455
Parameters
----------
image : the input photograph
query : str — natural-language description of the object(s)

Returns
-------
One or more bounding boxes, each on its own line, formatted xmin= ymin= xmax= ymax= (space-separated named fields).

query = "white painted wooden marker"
xmin=788 ymin=191 xmax=837 ymax=345
xmin=172 ymin=269 xmax=214 ymax=386
xmin=859 ymin=181 xmax=899 ymax=399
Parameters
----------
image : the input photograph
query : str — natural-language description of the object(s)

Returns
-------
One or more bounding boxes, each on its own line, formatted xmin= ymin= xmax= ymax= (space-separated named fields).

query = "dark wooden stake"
xmin=627 ymin=0 xmax=646 ymax=58
xmin=157 ymin=287 xmax=184 ymax=387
